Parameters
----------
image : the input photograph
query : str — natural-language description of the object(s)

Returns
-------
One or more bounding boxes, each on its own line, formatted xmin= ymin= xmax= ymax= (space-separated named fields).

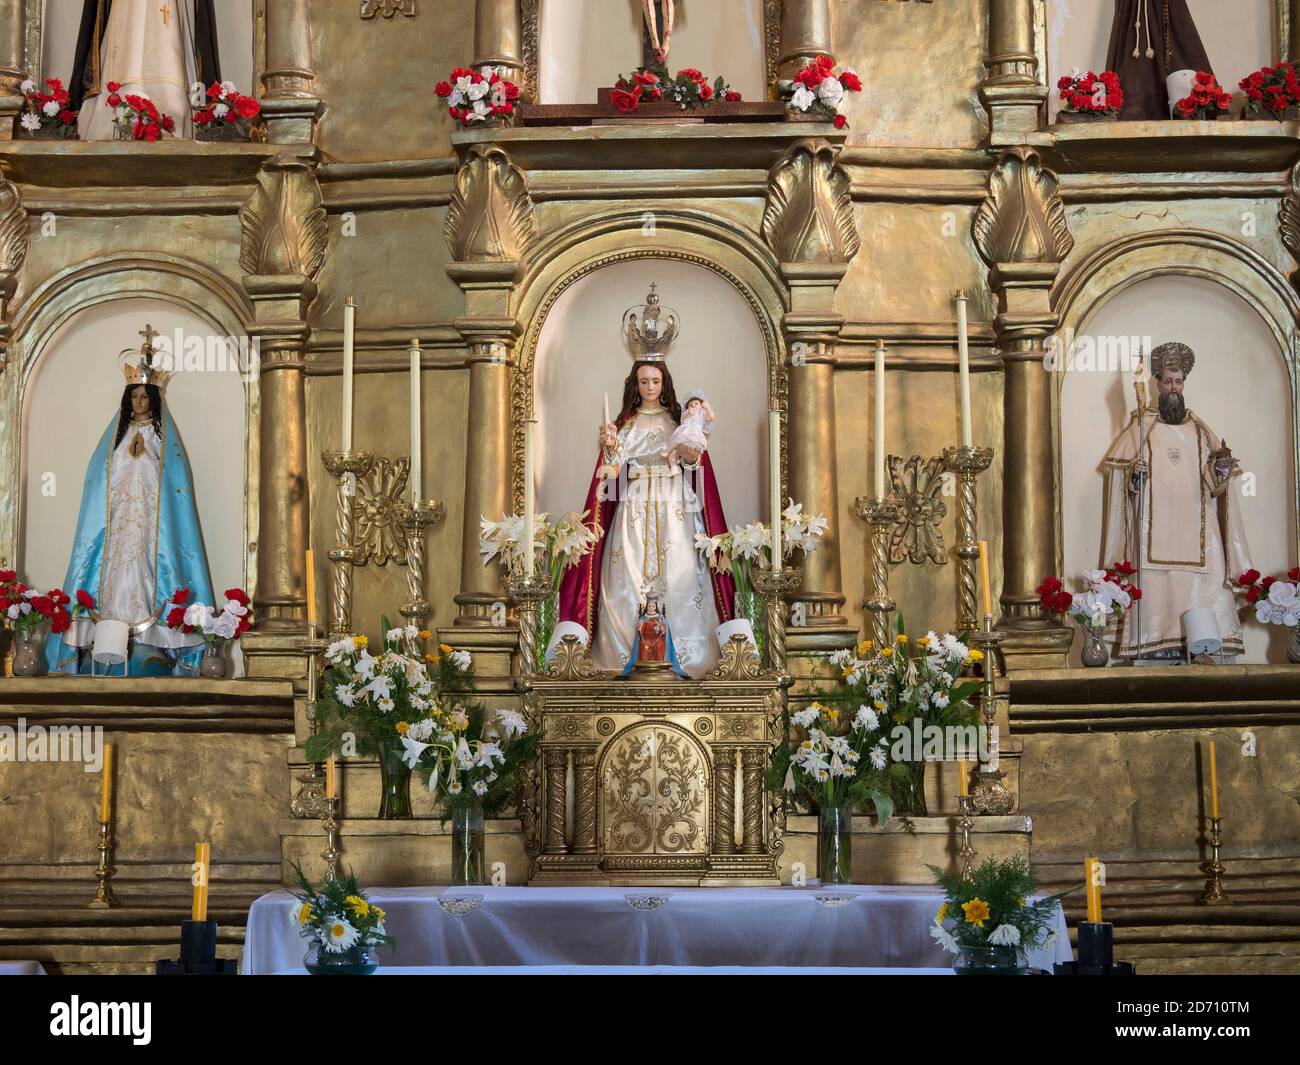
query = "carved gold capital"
xmin=445 ymin=145 xmax=538 ymax=263
xmin=973 ymin=149 xmax=1073 ymax=269
xmin=1280 ymin=164 xmax=1300 ymax=291
xmin=240 ymin=156 xmax=327 ymax=281
xmin=762 ymin=139 xmax=860 ymax=265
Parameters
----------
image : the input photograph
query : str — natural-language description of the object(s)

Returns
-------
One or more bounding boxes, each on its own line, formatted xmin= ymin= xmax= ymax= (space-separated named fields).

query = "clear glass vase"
xmin=304 ymin=942 xmax=379 ymax=975
xmin=1080 ymin=627 xmax=1109 ymax=668
xmin=899 ymin=760 xmax=928 ymax=816
xmin=11 ymin=629 xmax=42 ymax=677
xmin=377 ymin=738 xmax=413 ymax=820
xmin=817 ymin=802 xmax=853 ymax=885
xmin=953 ymin=944 xmax=1031 ymax=975
xmin=537 ymin=590 xmax=558 ymax=663
xmin=199 ymin=640 xmax=227 ymax=678
xmin=451 ymin=799 xmax=486 ymax=885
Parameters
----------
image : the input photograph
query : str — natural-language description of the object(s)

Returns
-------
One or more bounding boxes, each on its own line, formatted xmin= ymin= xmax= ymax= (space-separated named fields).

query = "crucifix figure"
xmin=641 ymin=0 xmax=675 ymax=67
xmin=160 ymin=2 xmax=169 ymax=26
xmin=139 ymin=323 xmax=160 ymax=354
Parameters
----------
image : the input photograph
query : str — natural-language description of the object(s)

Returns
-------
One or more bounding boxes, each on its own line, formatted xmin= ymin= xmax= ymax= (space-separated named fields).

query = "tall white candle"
xmin=874 ymin=339 xmax=886 ymax=499
xmin=604 ymin=390 xmax=611 ymax=430
xmin=769 ymin=410 xmax=781 ymax=567
xmin=341 ymin=298 xmax=356 ymax=452
xmin=409 ymin=338 xmax=422 ymax=504
xmin=956 ymin=291 xmax=972 ymax=448
xmin=523 ymin=420 xmax=535 ymax=575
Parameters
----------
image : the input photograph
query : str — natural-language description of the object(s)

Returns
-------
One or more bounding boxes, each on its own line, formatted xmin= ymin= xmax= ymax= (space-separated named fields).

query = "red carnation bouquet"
xmin=194 ymin=80 xmax=261 ymax=134
xmin=18 ymin=77 xmax=78 ymax=137
xmin=610 ymin=65 xmax=741 ymax=115
xmin=1174 ymin=71 xmax=1232 ymax=119
xmin=105 ymin=83 xmax=175 ymax=142
xmin=1037 ymin=561 xmax=1142 ymax=632
xmin=435 ymin=66 xmax=520 ymax=128
xmin=166 ymin=586 xmax=253 ymax=644
xmin=1240 ymin=62 xmax=1300 ymax=118
xmin=783 ymin=54 xmax=861 ymax=129
xmin=0 ymin=570 xmax=74 ymax=637
xmin=1056 ymin=70 xmax=1123 ymax=117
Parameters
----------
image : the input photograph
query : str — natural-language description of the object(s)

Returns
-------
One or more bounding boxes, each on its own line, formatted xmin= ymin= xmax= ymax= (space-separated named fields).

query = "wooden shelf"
xmin=1036 ymin=118 xmax=1300 ymax=174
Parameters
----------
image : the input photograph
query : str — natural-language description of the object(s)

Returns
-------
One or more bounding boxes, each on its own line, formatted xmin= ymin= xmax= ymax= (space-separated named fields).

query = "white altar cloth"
xmin=273 ymin=965 xmax=953 ymax=975
xmin=242 ymin=885 xmax=1072 ymax=975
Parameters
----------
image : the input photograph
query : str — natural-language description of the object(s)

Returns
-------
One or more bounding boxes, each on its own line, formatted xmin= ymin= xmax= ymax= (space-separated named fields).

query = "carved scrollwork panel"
xmin=888 ymin=455 xmax=948 ymax=565
xmin=360 ymin=0 xmax=415 ymax=18
xmin=352 ymin=457 xmax=411 ymax=566
xmin=602 ymin=726 xmax=709 ymax=856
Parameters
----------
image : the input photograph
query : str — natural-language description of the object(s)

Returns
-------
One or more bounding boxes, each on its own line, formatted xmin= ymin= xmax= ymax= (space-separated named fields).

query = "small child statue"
xmin=622 ymin=594 xmax=689 ymax=678
xmin=664 ymin=389 xmax=715 ymax=467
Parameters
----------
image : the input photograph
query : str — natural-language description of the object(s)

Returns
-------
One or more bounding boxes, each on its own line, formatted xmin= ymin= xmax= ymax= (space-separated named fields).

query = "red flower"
xmin=171 ymin=587 xmax=190 ymax=606
xmin=1239 ymin=568 xmax=1261 ymax=585
xmin=1112 ymin=560 xmax=1137 ymax=577
xmin=234 ymin=95 xmax=260 ymax=119
xmin=434 ymin=81 xmax=452 ymax=97
xmin=1176 ymin=98 xmax=1196 ymax=117
xmin=195 ymin=109 xmax=212 ymax=126
xmin=610 ymin=86 xmax=642 ymax=113
xmin=1058 ymin=75 xmax=1073 ymax=90
xmin=106 ymin=92 xmax=121 ymax=108
xmin=1127 ymin=586 xmax=1142 ymax=602
xmin=833 ymin=114 xmax=847 ymax=129
xmin=699 ymin=83 xmax=714 ymax=100
xmin=224 ymin=588 xmax=250 ymax=606
xmin=161 ymin=114 xmax=175 ymax=132
xmin=58 ymin=108 xmax=75 ymax=124
xmin=50 ymin=608 xmax=70 ymax=635
xmin=107 ymin=81 xmax=122 ymax=92
xmin=840 ymin=70 xmax=862 ymax=93
xmin=1262 ymin=575 xmax=1278 ymax=590
xmin=1217 ymin=93 xmax=1232 ymax=110
xmin=1245 ymin=586 xmax=1261 ymax=603
xmin=1050 ymin=590 xmax=1074 ymax=613
xmin=724 ymin=89 xmax=742 ymax=103
xmin=167 ymin=606 xmax=186 ymax=629
xmin=633 ymin=71 xmax=659 ymax=89
xmin=30 ymin=595 xmax=54 ymax=618
xmin=0 ymin=571 xmax=15 ymax=583
xmin=1195 ymin=71 xmax=1213 ymax=85
xmin=236 ymin=615 xmax=252 ymax=637
xmin=1036 ymin=577 xmax=1064 ymax=596
xmin=50 ymin=589 xmax=70 ymax=607
xmin=76 ymin=589 xmax=96 ymax=611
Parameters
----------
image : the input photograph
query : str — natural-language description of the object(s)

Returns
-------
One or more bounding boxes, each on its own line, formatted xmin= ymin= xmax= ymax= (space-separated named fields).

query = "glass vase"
xmin=898 ymin=760 xmax=928 ymax=816
xmin=199 ymin=640 xmax=227 ymax=678
xmin=451 ymin=799 xmax=486 ymax=885
xmin=376 ymin=738 xmax=413 ymax=820
xmin=1080 ymin=627 xmax=1109 ymax=668
xmin=303 ymin=942 xmax=378 ymax=976
xmin=953 ymin=944 xmax=1031 ymax=975
xmin=11 ymin=629 xmax=41 ymax=677
xmin=537 ymin=590 xmax=558 ymax=662
xmin=817 ymin=801 xmax=853 ymax=885
xmin=733 ymin=584 xmax=766 ymax=664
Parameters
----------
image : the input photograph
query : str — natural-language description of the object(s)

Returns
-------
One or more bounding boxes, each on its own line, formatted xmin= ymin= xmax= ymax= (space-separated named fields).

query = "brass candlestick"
xmin=321 ymin=797 xmax=341 ymax=882
xmin=87 ymin=819 xmax=120 ymax=909
xmin=751 ymin=564 xmax=802 ymax=679
xmin=1198 ymin=816 xmax=1231 ymax=905
xmin=395 ymin=499 xmax=445 ymax=629
xmin=505 ymin=573 xmax=551 ymax=682
xmin=854 ymin=496 xmax=900 ymax=649
xmin=957 ymin=794 xmax=976 ymax=881
xmin=290 ymin=622 xmax=329 ymax=820
xmin=321 ymin=449 xmax=373 ymax=639
xmin=943 ymin=445 xmax=995 ymax=632
xmin=970 ymin=614 xmax=1012 ymax=815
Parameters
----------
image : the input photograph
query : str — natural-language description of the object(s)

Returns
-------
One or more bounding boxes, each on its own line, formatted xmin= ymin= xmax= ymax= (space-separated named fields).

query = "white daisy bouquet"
xmin=399 ymin=702 xmax=539 ymax=815
xmin=766 ymin=698 xmax=902 ymax=825
xmin=304 ymin=617 xmax=475 ymax=763
xmin=928 ymin=854 xmax=1061 ymax=962
xmin=289 ymin=862 xmax=394 ymax=963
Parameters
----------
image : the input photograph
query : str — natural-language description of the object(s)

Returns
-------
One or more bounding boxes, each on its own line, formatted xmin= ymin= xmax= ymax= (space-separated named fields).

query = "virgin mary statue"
xmin=43 ymin=329 xmax=214 ymax=675
xmin=558 ymin=287 xmax=735 ymax=678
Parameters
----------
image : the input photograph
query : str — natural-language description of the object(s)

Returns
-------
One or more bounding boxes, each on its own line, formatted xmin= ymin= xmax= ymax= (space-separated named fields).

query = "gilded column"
xmin=261 ymin=0 xmax=322 ymax=142
xmin=762 ymin=140 xmax=861 ymax=655
xmin=572 ymin=746 xmax=598 ymax=854
xmin=0 ymin=176 xmax=25 ymax=373
xmin=474 ymin=0 xmax=525 ymax=87
xmin=239 ymin=155 xmax=326 ymax=671
xmin=973 ymin=149 xmax=1074 ymax=671
xmin=777 ymin=0 xmax=832 ymax=80
xmin=544 ymin=748 xmax=568 ymax=854
xmin=712 ymin=747 xmax=737 ymax=855
xmin=0 ymin=0 xmax=26 ymax=137
xmin=740 ymin=748 xmax=765 ymax=855
xmin=981 ymin=0 xmax=1044 ymax=139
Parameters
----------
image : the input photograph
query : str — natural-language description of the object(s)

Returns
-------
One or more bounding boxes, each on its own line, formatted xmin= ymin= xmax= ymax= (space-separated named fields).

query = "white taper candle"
xmin=956 ymin=291 xmax=972 ymax=448
xmin=409 ymin=338 xmax=422 ymax=504
xmin=874 ymin=339 xmax=886 ymax=498
xmin=523 ymin=420 xmax=535 ymax=575
xmin=341 ymin=298 xmax=355 ymax=452
xmin=769 ymin=409 xmax=781 ymax=567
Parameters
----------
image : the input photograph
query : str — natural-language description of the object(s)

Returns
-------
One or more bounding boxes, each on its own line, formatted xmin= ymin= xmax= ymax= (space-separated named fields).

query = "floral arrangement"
xmin=1173 ymin=71 xmax=1232 ymax=119
xmin=18 ymin=77 xmax=77 ymax=137
xmin=1234 ymin=567 xmax=1300 ymax=627
xmin=289 ymin=862 xmax=394 ymax=964
xmin=104 ymin=83 xmax=175 ymax=141
xmin=781 ymin=55 xmax=862 ymax=129
xmin=610 ymin=65 xmax=742 ymax=114
xmin=1240 ymin=62 xmax=1300 ymax=118
xmin=435 ymin=66 xmax=520 ymax=128
xmin=928 ymin=854 xmax=1062 ymax=962
xmin=193 ymin=80 xmax=261 ymax=131
xmin=1036 ymin=562 xmax=1142 ymax=632
xmin=0 ymin=571 xmax=73 ymax=637
xmin=1056 ymin=69 xmax=1123 ymax=115
xmin=479 ymin=510 xmax=600 ymax=582
xmin=166 ymin=587 xmax=253 ymax=644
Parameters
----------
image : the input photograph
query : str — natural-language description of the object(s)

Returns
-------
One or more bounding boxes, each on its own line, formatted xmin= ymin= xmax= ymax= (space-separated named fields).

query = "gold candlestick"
xmin=395 ymin=499 xmax=445 ymax=629
xmin=970 ymin=615 xmax=1013 ymax=815
xmin=943 ymin=445 xmax=995 ymax=632
xmin=854 ymin=496 xmax=900 ymax=649
xmin=291 ymin=622 xmax=330 ymax=820
xmin=87 ymin=819 xmax=120 ymax=909
xmin=321 ymin=449 xmax=373 ymax=640
xmin=957 ymin=794 xmax=977 ymax=881
xmin=321 ymin=797 xmax=341 ymax=882
xmin=505 ymin=573 xmax=551 ymax=683
xmin=1198 ymin=816 xmax=1231 ymax=905
xmin=751 ymin=564 xmax=802 ymax=679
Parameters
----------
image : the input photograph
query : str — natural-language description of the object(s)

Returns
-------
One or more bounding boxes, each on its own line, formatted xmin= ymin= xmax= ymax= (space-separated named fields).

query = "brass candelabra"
xmin=321 ymin=797 xmax=341 ymax=882
xmin=1198 ymin=816 xmax=1231 ymax=905
xmin=321 ymin=449 xmax=373 ymax=639
xmin=395 ymin=499 xmax=446 ymax=630
xmin=291 ymin=622 xmax=330 ymax=819
xmin=957 ymin=794 xmax=976 ymax=881
xmin=751 ymin=564 xmax=802 ymax=680
xmin=969 ymin=614 xmax=1013 ymax=816
xmin=854 ymin=496 xmax=900 ymax=649
xmin=943 ymin=444 xmax=995 ymax=632
xmin=87 ymin=819 xmax=120 ymax=909
xmin=505 ymin=572 xmax=551 ymax=682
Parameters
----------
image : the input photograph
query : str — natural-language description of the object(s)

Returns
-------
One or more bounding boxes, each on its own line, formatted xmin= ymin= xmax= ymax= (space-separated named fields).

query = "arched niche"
xmin=4 ymin=255 xmax=256 ymax=601
xmin=514 ymin=217 xmax=784 ymax=536
xmin=1053 ymin=233 xmax=1299 ymax=664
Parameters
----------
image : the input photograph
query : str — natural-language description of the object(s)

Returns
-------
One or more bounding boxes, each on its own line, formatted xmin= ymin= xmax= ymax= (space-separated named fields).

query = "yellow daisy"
xmin=425 ymin=653 xmax=440 ymax=664
xmin=895 ymin=634 xmax=908 ymax=644
xmin=297 ymin=902 xmax=312 ymax=925
xmin=395 ymin=721 xmax=410 ymax=736
xmin=916 ymin=636 xmax=930 ymax=648
xmin=881 ymin=647 xmax=894 ymax=658
xmin=856 ymin=640 xmax=874 ymax=656
xmin=354 ymin=635 xmax=368 ymax=649
xmin=345 ymin=894 xmax=370 ymax=918
xmin=968 ymin=649 xmax=984 ymax=663
xmin=962 ymin=898 xmax=990 ymax=928
xmin=418 ymin=629 xmax=433 ymax=640
xmin=935 ymin=902 xmax=948 ymax=925
xmin=439 ymin=643 xmax=453 ymax=655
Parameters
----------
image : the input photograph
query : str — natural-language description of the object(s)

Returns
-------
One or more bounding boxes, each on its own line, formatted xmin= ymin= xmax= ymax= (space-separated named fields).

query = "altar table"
xmin=242 ymin=885 xmax=1072 ymax=975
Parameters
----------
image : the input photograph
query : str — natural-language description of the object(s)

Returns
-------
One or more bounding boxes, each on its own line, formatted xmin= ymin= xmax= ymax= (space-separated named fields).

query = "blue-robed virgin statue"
xmin=43 ymin=327 xmax=214 ymax=675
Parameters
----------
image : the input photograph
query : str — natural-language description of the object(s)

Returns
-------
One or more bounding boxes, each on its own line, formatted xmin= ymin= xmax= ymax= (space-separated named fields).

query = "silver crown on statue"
xmin=622 ymin=283 xmax=680 ymax=362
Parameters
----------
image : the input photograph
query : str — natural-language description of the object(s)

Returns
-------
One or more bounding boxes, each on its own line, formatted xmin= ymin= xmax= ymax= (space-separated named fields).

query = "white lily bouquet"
xmin=399 ymin=703 xmax=539 ymax=813
xmin=289 ymin=861 xmax=394 ymax=975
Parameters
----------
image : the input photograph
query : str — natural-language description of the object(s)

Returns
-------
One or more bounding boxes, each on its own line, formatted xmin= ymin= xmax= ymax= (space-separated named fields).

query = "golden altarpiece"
xmin=0 ymin=1 xmax=1298 ymax=973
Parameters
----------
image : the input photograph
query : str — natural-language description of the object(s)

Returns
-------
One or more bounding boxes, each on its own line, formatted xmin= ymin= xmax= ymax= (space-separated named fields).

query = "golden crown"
xmin=1150 ymin=341 xmax=1195 ymax=378
xmin=622 ymin=283 xmax=679 ymax=362
xmin=118 ymin=324 xmax=172 ymax=389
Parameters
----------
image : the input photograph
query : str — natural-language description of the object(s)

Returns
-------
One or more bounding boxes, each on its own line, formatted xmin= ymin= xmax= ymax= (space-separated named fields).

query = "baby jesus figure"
xmin=665 ymin=389 xmax=715 ymax=468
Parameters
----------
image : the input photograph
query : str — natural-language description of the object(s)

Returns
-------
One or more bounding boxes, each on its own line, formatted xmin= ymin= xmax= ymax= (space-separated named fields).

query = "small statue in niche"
xmin=1106 ymin=0 xmax=1215 ymax=119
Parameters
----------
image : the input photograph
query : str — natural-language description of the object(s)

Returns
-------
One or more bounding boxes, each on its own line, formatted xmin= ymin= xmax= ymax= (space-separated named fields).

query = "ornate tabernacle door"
xmin=527 ymin=636 xmax=785 ymax=886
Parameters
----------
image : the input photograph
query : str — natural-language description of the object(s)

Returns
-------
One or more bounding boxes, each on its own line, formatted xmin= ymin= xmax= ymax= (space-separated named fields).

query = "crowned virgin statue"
xmin=43 ymin=327 xmax=215 ymax=675
xmin=558 ymin=286 xmax=735 ymax=678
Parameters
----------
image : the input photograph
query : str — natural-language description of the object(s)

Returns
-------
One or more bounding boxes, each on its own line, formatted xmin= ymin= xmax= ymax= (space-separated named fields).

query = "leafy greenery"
xmin=288 ymin=860 xmax=395 ymax=952
xmin=928 ymin=854 xmax=1062 ymax=955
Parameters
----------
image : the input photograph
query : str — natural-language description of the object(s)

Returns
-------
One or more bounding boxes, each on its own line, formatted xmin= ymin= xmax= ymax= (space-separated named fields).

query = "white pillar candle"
xmin=769 ymin=409 xmax=781 ymax=567
xmin=874 ymin=339 xmax=886 ymax=499
xmin=956 ymin=291 xmax=972 ymax=448
xmin=523 ymin=420 xmax=535 ymax=575
xmin=341 ymin=297 xmax=355 ymax=452
xmin=409 ymin=338 xmax=422 ymax=504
